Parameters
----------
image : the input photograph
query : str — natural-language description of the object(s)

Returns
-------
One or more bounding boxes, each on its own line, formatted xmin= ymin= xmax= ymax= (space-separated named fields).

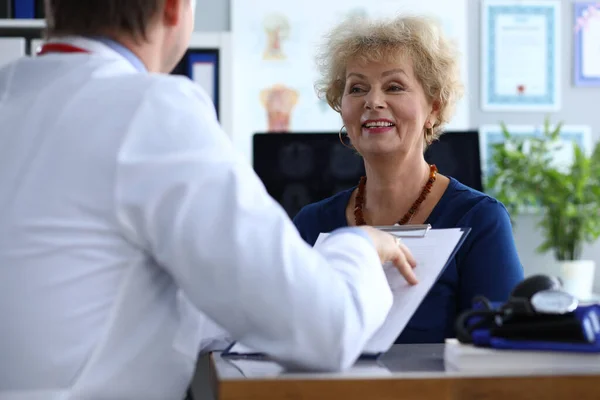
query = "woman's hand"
xmin=359 ymin=226 xmax=418 ymax=285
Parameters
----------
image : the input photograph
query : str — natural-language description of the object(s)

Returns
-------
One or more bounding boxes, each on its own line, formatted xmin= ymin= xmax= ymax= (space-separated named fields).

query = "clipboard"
xmin=359 ymin=227 xmax=471 ymax=353
xmin=373 ymin=224 xmax=432 ymax=238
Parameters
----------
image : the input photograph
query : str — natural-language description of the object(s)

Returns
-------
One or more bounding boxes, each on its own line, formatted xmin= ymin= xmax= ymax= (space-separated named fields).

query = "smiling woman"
xmin=293 ymin=14 xmax=525 ymax=344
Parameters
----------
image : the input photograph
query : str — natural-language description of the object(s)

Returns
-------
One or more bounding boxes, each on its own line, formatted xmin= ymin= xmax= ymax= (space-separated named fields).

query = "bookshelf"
xmin=0 ymin=18 xmax=44 ymax=29
xmin=0 ymin=26 xmax=232 ymax=137
xmin=0 ymin=19 xmax=44 ymax=54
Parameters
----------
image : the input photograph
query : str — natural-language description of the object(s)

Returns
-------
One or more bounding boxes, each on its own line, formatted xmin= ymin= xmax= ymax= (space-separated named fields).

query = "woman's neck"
xmin=361 ymin=154 xmax=432 ymax=226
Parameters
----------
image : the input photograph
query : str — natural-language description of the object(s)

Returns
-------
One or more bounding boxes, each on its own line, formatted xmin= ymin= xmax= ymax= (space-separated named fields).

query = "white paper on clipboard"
xmin=315 ymin=227 xmax=470 ymax=353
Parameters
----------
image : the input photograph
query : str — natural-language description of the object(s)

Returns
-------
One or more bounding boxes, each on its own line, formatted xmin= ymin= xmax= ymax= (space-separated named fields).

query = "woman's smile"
xmin=361 ymin=118 xmax=396 ymax=135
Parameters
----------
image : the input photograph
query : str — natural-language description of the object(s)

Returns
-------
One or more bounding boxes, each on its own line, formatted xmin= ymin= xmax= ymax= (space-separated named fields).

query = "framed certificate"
xmin=187 ymin=50 xmax=219 ymax=117
xmin=481 ymin=0 xmax=561 ymax=111
xmin=574 ymin=1 xmax=600 ymax=87
xmin=172 ymin=49 xmax=220 ymax=117
xmin=170 ymin=33 xmax=233 ymax=136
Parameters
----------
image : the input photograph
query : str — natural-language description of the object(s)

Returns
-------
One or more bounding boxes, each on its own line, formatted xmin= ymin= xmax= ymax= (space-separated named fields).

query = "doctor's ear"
xmin=163 ymin=0 xmax=184 ymax=25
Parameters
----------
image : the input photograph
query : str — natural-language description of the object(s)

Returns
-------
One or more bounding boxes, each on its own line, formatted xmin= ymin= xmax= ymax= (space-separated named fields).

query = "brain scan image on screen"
xmin=328 ymin=144 xmax=363 ymax=180
xmin=280 ymin=183 xmax=312 ymax=217
xmin=277 ymin=142 xmax=314 ymax=179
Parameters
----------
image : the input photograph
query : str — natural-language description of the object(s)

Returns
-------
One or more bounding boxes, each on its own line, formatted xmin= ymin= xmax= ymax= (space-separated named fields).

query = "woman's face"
xmin=340 ymin=53 xmax=437 ymax=158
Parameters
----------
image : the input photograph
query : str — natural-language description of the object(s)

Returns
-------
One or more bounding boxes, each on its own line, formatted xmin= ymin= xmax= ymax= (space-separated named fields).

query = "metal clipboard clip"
xmin=373 ymin=224 xmax=432 ymax=238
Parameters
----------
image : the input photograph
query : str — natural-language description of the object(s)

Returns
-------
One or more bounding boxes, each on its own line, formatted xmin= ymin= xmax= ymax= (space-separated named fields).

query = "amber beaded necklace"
xmin=354 ymin=164 xmax=438 ymax=226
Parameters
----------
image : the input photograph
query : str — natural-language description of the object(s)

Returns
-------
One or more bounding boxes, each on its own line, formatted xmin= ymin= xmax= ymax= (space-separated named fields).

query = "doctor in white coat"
xmin=0 ymin=0 xmax=418 ymax=399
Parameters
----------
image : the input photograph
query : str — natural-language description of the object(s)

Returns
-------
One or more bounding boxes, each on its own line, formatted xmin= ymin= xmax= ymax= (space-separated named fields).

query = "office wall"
xmin=195 ymin=0 xmax=230 ymax=33
xmin=194 ymin=0 xmax=600 ymax=288
xmin=467 ymin=0 xmax=600 ymax=288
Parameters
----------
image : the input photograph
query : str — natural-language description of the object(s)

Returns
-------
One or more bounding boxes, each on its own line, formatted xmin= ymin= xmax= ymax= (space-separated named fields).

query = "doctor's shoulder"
xmin=112 ymin=72 xmax=234 ymax=160
xmin=100 ymin=72 xmax=216 ymax=123
xmin=139 ymin=73 xmax=216 ymax=117
xmin=93 ymin=71 xmax=214 ymax=118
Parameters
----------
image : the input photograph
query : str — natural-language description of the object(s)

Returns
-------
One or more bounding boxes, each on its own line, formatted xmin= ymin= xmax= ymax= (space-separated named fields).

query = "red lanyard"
xmin=36 ymin=43 xmax=90 ymax=56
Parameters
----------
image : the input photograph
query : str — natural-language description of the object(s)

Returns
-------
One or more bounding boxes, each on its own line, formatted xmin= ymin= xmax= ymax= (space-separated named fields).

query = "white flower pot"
xmin=556 ymin=260 xmax=596 ymax=300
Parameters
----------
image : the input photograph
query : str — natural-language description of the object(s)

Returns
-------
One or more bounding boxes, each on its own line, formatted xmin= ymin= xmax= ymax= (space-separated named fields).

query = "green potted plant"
xmin=486 ymin=118 xmax=600 ymax=299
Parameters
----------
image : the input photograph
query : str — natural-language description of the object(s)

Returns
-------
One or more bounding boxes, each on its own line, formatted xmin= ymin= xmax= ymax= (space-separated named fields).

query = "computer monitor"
xmin=253 ymin=133 xmax=364 ymax=218
xmin=252 ymin=131 xmax=483 ymax=218
xmin=425 ymin=130 xmax=483 ymax=192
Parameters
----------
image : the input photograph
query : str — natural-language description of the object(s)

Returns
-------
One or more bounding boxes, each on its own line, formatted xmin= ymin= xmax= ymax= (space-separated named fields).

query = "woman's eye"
xmin=349 ymin=86 xmax=363 ymax=94
xmin=388 ymin=85 xmax=404 ymax=92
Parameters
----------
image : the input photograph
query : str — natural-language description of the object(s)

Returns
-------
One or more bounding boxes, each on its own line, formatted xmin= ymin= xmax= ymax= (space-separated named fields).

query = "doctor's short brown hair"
xmin=45 ymin=0 xmax=166 ymax=40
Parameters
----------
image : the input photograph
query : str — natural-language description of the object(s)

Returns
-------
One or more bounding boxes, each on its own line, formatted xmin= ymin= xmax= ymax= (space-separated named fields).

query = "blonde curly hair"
xmin=315 ymin=14 xmax=464 ymax=142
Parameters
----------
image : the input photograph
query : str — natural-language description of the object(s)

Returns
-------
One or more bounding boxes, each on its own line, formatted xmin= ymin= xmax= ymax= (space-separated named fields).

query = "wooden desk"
xmin=209 ymin=343 xmax=600 ymax=399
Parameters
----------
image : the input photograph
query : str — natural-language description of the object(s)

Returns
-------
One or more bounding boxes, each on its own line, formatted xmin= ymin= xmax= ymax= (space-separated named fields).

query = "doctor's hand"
xmin=359 ymin=226 xmax=418 ymax=285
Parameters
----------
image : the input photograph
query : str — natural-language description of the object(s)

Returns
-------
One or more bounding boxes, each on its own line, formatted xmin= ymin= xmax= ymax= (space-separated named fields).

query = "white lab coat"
xmin=0 ymin=37 xmax=393 ymax=400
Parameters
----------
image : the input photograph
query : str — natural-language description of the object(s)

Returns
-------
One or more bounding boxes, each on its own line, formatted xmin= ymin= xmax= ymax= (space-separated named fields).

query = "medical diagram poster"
xmin=231 ymin=0 xmax=469 ymax=162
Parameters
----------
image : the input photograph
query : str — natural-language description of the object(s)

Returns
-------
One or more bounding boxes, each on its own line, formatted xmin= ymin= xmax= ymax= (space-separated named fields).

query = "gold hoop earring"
xmin=339 ymin=125 xmax=354 ymax=150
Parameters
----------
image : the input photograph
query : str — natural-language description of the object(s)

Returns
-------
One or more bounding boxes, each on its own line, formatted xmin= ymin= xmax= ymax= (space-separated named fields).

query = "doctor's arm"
xmin=114 ymin=80 xmax=401 ymax=371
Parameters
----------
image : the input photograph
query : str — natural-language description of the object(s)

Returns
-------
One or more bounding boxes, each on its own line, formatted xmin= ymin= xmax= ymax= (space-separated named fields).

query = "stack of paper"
xmin=444 ymin=338 xmax=600 ymax=374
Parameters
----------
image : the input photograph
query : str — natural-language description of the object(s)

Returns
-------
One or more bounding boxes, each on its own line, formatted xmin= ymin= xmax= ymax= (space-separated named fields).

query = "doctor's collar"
xmin=90 ymin=36 xmax=148 ymax=73
xmin=41 ymin=35 xmax=148 ymax=73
